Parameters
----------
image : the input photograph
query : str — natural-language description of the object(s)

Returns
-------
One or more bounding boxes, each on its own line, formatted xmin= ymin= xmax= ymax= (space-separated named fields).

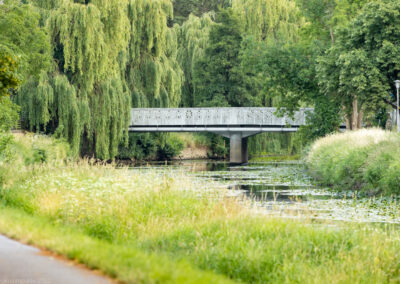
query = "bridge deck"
xmin=130 ymin=108 xmax=313 ymax=133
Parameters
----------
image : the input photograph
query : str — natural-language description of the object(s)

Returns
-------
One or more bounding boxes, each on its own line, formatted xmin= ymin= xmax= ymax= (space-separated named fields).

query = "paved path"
xmin=0 ymin=235 xmax=112 ymax=284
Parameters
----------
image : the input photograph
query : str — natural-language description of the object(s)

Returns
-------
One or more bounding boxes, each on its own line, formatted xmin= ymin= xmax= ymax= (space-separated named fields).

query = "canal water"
xmin=133 ymin=159 xmax=400 ymax=224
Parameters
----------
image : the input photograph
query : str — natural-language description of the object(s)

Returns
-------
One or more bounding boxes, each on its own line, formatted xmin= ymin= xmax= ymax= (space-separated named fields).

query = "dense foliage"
xmin=3 ymin=0 xmax=399 ymax=159
xmin=0 ymin=1 xmax=51 ymax=82
xmin=193 ymin=9 xmax=246 ymax=107
xmin=318 ymin=0 xmax=400 ymax=129
xmin=0 ymin=49 xmax=19 ymax=98
xmin=2 ymin=0 xmax=184 ymax=159
xmin=172 ymin=0 xmax=229 ymax=24
xmin=177 ymin=13 xmax=214 ymax=107
xmin=0 ymin=48 xmax=20 ymax=133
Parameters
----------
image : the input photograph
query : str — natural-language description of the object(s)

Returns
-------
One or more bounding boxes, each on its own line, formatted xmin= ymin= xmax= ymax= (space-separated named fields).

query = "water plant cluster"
xmin=183 ymin=160 xmax=400 ymax=223
xmin=1 ymin=133 xmax=400 ymax=283
xmin=307 ymin=129 xmax=400 ymax=196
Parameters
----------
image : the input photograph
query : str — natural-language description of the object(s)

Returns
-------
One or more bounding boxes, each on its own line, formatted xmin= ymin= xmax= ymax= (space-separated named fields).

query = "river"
xmin=132 ymin=159 xmax=400 ymax=224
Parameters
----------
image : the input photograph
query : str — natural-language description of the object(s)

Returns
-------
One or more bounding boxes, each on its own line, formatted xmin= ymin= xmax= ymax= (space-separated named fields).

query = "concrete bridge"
xmin=130 ymin=108 xmax=313 ymax=164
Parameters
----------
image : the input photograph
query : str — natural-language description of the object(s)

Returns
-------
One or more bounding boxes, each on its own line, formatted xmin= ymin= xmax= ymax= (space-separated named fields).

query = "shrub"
xmin=0 ymin=132 xmax=70 ymax=187
xmin=117 ymin=133 xmax=157 ymax=160
xmin=157 ymin=134 xmax=184 ymax=160
xmin=0 ymin=97 xmax=20 ymax=131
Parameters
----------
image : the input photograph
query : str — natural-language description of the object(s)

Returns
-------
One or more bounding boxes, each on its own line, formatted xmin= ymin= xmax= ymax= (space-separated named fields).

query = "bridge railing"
xmin=130 ymin=108 xmax=313 ymax=127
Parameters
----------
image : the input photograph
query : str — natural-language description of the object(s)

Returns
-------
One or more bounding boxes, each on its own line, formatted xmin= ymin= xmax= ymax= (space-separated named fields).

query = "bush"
xmin=0 ymin=132 xmax=70 ymax=187
xmin=0 ymin=132 xmax=14 ymax=161
xmin=306 ymin=129 xmax=400 ymax=195
xmin=0 ymin=97 xmax=20 ymax=131
xmin=157 ymin=134 xmax=184 ymax=160
xmin=119 ymin=133 xmax=192 ymax=161
xmin=118 ymin=133 xmax=157 ymax=160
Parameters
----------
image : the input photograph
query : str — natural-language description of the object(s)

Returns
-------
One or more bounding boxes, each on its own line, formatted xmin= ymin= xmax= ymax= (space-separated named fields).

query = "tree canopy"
xmin=172 ymin=0 xmax=229 ymax=23
xmin=4 ymin=0 xmax=400 ymax=159
xmin=0 ymin=1 xmax=51 ymax=81
xmin=8 ymin=0 xmax=183 ymax=158
xmin=318 ymin=0 xmax=400 ymax=129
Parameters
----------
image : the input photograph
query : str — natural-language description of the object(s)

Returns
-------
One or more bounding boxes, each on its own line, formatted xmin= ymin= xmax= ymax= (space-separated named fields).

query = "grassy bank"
xmin=306 ymin=129 xmax=400 ymax=195
xmin=2 ymin=133 xmax=400 ymax=282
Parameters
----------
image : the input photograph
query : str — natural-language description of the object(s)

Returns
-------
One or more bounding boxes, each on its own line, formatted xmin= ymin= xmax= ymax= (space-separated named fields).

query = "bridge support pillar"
xmin=229 ymin=133 xmax=248 ymax=165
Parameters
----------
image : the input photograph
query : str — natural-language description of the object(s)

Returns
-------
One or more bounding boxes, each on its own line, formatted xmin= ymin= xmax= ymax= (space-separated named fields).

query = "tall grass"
xmin=2 ymin=133 xmax=400 ymax=283
xmin=1 ymin=161 xmax=239 ymax=242
xmin=0 ymin=133 xmax=69 ymax=187
xmin=307 ymin=128 xmax=400 ymax=195
xmin=172 ymin=133 xmax=209 ymax=149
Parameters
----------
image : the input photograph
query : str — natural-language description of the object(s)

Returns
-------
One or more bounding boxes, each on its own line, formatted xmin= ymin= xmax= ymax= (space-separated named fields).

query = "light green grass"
xmin=0 ymin=204 xmax=232 ymax=284
xmin=2 ymin=161 xmax=400 ymax=283
xmin=2 ymin=133 xmax=400 ymax=283
xmin=306 ymin=128 xmax=400 ymax=195
xmin=172 ymin=133 xmax=210 ymax=149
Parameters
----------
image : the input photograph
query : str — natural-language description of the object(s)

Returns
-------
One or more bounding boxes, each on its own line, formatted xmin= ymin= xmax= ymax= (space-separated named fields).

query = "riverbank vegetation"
xmin=3 ymin=0 xmax=400 ymax=282
xmin=0 ymin=133 xmax=400 ymax=283
xmin=307 ymin=129 xmax=400 ymax=195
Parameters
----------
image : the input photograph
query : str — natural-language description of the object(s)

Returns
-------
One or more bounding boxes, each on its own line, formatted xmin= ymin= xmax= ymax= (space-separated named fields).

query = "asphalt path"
xmin=0 ymin=235 xmax=112 ymax=284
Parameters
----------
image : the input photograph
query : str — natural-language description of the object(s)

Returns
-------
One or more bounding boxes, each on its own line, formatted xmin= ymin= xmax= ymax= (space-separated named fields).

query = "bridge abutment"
xmin=229 ymin=133 xmax=248 ymax=164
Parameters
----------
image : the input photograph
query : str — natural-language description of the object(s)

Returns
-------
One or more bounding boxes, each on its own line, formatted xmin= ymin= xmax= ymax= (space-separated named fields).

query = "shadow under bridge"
xmin=129 ymin=107 xmax=313 ymax=164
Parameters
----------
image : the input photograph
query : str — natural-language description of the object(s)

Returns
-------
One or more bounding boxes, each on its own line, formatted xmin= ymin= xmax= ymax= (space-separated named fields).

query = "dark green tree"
xmin=172 ymin=0 xmax=229 ymax=24
xmin=0 ymin=49 xmax=20 ymax=132
xmin=193 ymin=9 xmax=256 ymax=107
xmin=318 ymin=0 xmax=400 ymax=130
xmin=0 ymin=1 xmax=51 ymax=81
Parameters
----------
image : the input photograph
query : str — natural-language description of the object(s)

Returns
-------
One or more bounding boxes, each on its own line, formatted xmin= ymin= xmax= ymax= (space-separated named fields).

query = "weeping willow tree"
xmin=232 ymin=0 xmax=303 ymax=107
xmin=126 ymin=0 xmax=183 ymax=108
xmin=232 ymin=0 xmax=303 ymax=43
xmin=16 ymin=0 xmax=182 ymax=159
xmin=119 ymin=0 xmax=184 ymax=160
xmin=47 ymin=0 xmax=129 ymax=93
xmin=17 ymin=72 xmax=88 ymax=155
xmin=176 ymin=13 xmax=214 ymax=107
xmin=19 ymin=0 xmax=131 ymax=159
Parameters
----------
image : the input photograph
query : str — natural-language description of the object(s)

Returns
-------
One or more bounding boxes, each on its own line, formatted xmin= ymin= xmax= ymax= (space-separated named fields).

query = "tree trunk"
xmin=345 ymin=115 xmax=351 ymax=130
xmin=343 ymin=105 xmax=352 ymax=130
xmin=352 ymin=99 xmax=359 ymax=130
xmin=357 ymin=109 xmax=363 ymax=129
xmin=329 ymin=27 xmax=335 ymax=45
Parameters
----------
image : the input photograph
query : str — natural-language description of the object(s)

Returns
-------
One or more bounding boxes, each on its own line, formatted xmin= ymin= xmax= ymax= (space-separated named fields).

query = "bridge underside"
xmin=128 ymin=126 xmax=300 ymax=133
xmin=129 ymin=126 xmax=301 ymax=164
